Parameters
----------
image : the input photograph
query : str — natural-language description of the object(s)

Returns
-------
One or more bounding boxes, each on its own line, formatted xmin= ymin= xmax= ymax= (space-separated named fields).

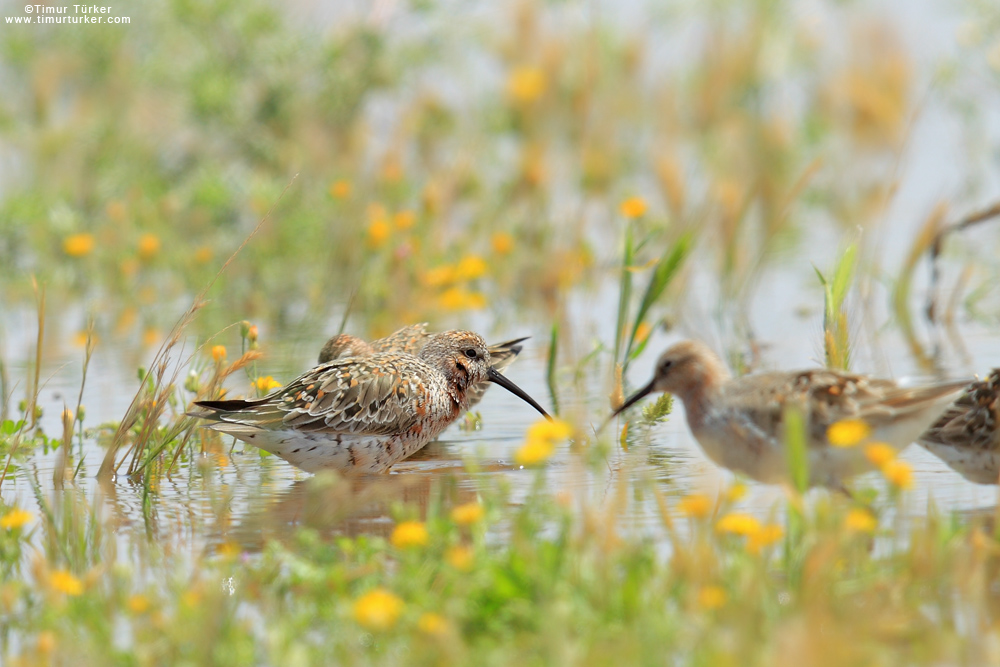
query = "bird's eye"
xmin=464 ymin=348 xmax=478 ymax=359
xmin=660 ymin=359 xmax=673 ymax=372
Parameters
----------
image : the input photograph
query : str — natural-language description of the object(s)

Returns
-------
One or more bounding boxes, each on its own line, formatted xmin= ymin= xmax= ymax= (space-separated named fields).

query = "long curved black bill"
xmin=488 ymin=367 xmax=552 ymax=420
xmin=611 ymin=377 xmax=657 ymax=419
xmin=596 ymin=377 xmax=658 ymax=433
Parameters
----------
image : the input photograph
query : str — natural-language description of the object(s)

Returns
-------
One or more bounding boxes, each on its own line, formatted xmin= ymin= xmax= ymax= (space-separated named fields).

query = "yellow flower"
xmin=438 ymin=287 xmax=487 ymax=311
xmin=0 ymin=508 xmax=34 ymax=530
xmin=329 ymin=179 xmax=352 ymax=199
xmin=526 ymin=418 xmax=573 ymax=442
xmin=491 ymin=232 xmax=514 ymax=255
xmin=864 ymin=442 xmax=895 ymax=466
xmin=391 ymin=521 xmax=429 ymax=549
xmin=417 ymin=612 xmax=448 ymax=636
xmin=697 ymin=585 xmax=727 ymax=610
xmin=128 ymin=594 xmax=151 ymax=614
xmin=676 ymin=494 xmax=712 ymax=519
xmin=465 ymin=291 xmax=487 ymax=309
xmin=747 ymin=523 xmax=783 ymax=554
xmin=138 ymin=234 xmax=161 ymax=260
xmin=217 ymin=541 xmax=241 ymax=558
xmin=619 ymin=197 xmax=648 ymax=219
xmin=514 ymin=438 xmax=556 ymax=466
xmin=827 ymin=419 xmax=871 ymax=447
xmin=367 ymin=219 xmax=391 ymax=248
xmin=194 ymin=246 xmax=213 ymax=264
xmin=73 ymin=330 xmax=97 ymax=348
xmin=63 ymin=233 xmax=95 ymax=257
xmin=633 ymin=322 xmax=652 ymax=345
xmin=37 ymin=631 xmax=56 ymax=654
xmin=211 ymin=345 xmax=227 ymax=362
xmin=422 ymin=265 xmax=457 ymax=287
xmin=844 ymin=508 xmax=877 ymax=533
xmin=353 ymin=589 xmax=404 ymax=631
xmin=142 ymin=329 xmax=161 ymax=347
xmin=455 ymin=254 xmax=488 ymax=281
xmin=881 ymin=459 xmax=914 ymax=490
xmin=716 ymin=513 xmax=761 ymax=536
xmin=725 ymin=483 xmax=748 ymax=503
xmin=446 ymin=545 xmax=474 ymax=571
xmin=393 ymin=210 xmax=416 ymax=230
xmin=49 ymin=570 xmax=83 ymax=596
xmin=451 ymin=502 xmax=485 ymax=526
xmin=507 ymin=66 xmax=547 ymax=103
xmin=254 ymin=376 xmax=282 ymax=393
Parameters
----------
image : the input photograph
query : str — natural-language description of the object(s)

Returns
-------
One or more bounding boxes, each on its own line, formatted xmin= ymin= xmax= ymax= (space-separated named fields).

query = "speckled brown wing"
xmin=317 ymin=335 xmax=375 ymax=364
xmin=921 ymin=370 xmax=1000 ymax=451
xmin=195 ymin=354 xmax=445 ymax=437
xmin=721 ymin=370 xmax=966 ymax=446
xmin=370 ymin=324 xmax=431 ymax=356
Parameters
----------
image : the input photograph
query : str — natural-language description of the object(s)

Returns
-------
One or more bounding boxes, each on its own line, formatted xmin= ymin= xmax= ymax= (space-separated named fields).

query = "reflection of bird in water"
xmin=918 ymin=369 xmax=1000 ymax=484
xmin=611 ymin=340 xmax=968 ymax=489
xmin=318 ymin=323 xmax=527 ymax=409
xmin=214 ymin=470 xmax=481 ymax=552
xmin=190 ymin=331 xmax=549 ymax=474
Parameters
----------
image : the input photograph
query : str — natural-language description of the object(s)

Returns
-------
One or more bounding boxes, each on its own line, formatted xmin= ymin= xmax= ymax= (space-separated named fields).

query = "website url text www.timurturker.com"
xmin=6 ymin=5 xmax=131 ymax=24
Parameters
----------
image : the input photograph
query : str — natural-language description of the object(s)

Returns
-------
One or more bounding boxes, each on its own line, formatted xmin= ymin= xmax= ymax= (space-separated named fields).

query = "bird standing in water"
xmin=318 ymin=323 xmax=526 ymax=409
xmin=611 ymin=340 xmax=968 ymax=488
xmin=192 ymin=331 xmax=549 ymax=474
xmin=917 ymin=369 xmax=1000 ymax=484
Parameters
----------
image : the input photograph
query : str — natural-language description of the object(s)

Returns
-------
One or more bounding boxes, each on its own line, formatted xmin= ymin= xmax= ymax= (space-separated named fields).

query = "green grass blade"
xmin=783 ymin=403 xmax=809 ymax=494
xmin=546 ymin=323 xmax=560 ymax=416
xmin=624 ymin=231 xmax=693 ymax=364
xmin=614 ymin=223 xmax=635 ymax=363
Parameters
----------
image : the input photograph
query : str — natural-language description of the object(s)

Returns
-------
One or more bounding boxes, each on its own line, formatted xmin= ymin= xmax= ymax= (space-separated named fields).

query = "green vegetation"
xmin=1 ymin=0 xmax=1000 ymax=663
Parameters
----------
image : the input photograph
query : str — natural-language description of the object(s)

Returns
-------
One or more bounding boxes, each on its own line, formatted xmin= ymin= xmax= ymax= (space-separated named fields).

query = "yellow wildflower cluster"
xmin=507 ymin=65 xmax=547 ymax=103
xmin=367 ymin=207 xmax=391 ymax=248
xmin=451 ymin=502 xmax=485 ymax=526
xmin=391 ymin=521 xmax=429 ymax=549
xmin=515 ymin=418 xmax=573 ymax=467
xmin=826 ymin=419 xmax=912 ymax=490
xmin=844 ymin=508 xmax=878 ymax=533
xmin=329 ymin=179 xmax=351 ymax=200
xmin=438 ymin=287 xmax=487 ymax=311
xmin=353 ymin=589 xmax=404 ymax=631
xmin=424 ymin=255 xmax=489 ymax=286
xmin=49 ymin=570 xmax=84 ymax=596
xmin=491 ymin=232 xmax=514 ymax=255
xmin=619 ymin=196 xmax=648 ymax=219
xmin=0 ymin=508 xmax=34 ymax=529
xmin=697 ymin=585 xmax=727 ymax=610
xmin=194 ymin=246 xmax=213 ymax=264
xmin=676 ymin=494 xmax=713 ymax=519
xmin=253 ymin=376 xmax=282 ymax=393
xmin=63 ymin=233 xmax=96 ymax=258
xmin=420 ymin=254 xmax=491 ymax=311
xmin=138 ymin=234 xmax=161 ymax=261
xmin=211 ymin=345 xmax=227 ymax=362
xmin=445 ymin=545 xmax=474 ymax=571
xmin=827 ymin=419 xmax=871 ymax=447
xmin=417 ymin=612 xmax=449 ymax=637
xmin=716 ymin=513 xmax=784 ymax=554
xmin=366 ymin=203 xmax=419 ymax=249
xmin=128 ymin=594 xmax=151 ymax=614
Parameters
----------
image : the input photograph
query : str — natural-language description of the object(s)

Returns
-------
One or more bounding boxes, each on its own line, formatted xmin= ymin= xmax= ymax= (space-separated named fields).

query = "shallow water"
xmin=3 ymin=0 xmax=1000 ymax=565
